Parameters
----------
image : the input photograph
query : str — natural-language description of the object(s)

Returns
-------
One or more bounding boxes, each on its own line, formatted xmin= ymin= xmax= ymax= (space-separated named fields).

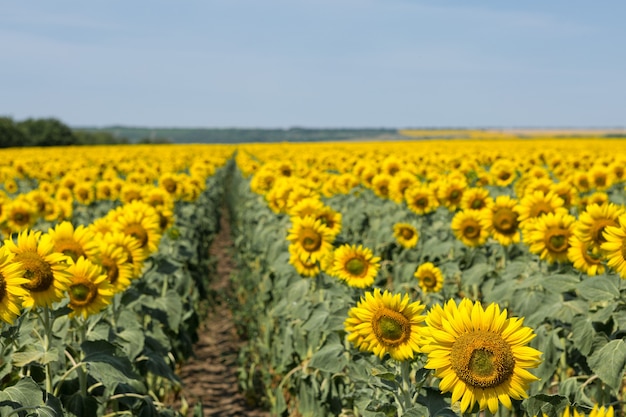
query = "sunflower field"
xmin=1 ymin=137 xmax=626 ymax=417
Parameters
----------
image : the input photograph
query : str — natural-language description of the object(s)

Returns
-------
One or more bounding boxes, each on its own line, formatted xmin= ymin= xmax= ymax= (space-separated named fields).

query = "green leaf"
xmin=82 ymin=340 xmax=139 ymax=386
xmin=571 ymin=315 xmax=595 ymax=356
xmin=308 ymin=343 xmax=347 ymax=374
xmin=461 ymin=263 xmax=494 ymax=286
xmin=416 ymin=386 xmax=454 ymax=417
xmin=587 ymin=339 xmax=626 ymax=391
xmin=64 ymin=392 xmax=99 ymax=417
xmin=522 ymin=394 xmax=569 ymax=417
xmin=541 ymin=274 xmax=580 ymax=293
xmin=576 ymin=275 xmax=620 ymax=302
xmin=0 ymin=377 xmax=43 ymax=409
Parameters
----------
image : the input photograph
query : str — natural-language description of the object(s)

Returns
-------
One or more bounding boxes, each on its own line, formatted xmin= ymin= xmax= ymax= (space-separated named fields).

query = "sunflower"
xmin=88 ymin=238 xmax=134 ymax=293
xmin=287 ymin=197 xmax=324 ymax=218
xmin=485 ymin=196 xmax=521 ymax=246
xmin=288 ymin=245 xmax=320 ymax=278
xmin=158 ymin=172 xmax=183 ymax=198
xmin=102 ymin=232 xmax=147 ymax=278
xmin=420 ymin=298 xmax=541 ymax=414
xmin=414 ymin=262 xmax=444 ymax=293
xmin=73 ymin=181 xmax=96 ymax=205
xmin=600 ymin=214 xmax=626 ymax=278
xmin=331 ymin=244 xmax=380 ymax=288
xmin=95 ymin=180 xmax=118 ymax=201
xmin=111 ymin=202 xmax=162 ymax=255
xmin=314 ymin=205 xmax=342 ymax=238
xmin=575 ymin=203 xmax=624 ymax=251
xmin=4 ymin=230 xmax=72 ymax=309
xmin=0 ymin=245 xmax=28 ymax=324
xmin=393 ymin=223 xmax=419 ymax=249
xmin=524 ymin=212 xmax=576 ymax=264
xmin=451 ymin=210 xmax=489 ymax=247
xmin=65 ymin=257 xmax=115 ymax=318
xmin=47 ymin=221 xmax=98 ymax=262
xmin=119 ymin=183 xmax=145 ymax=204
xmin=286 ymin=216 xmax=335 ymax=263
xmin=490 ymin=159 xmax=517 ymax=187
xmin=460 ymin=188 xmax=493 ymax=212
xmin=344 ymin=288 xmax=426 ymax=361
xmin=567 ymin=235 xmax=605 ymax=276
xmin=4 ymin=198 xmax=36 ymax=233
xmin=437 ymin=178 xmax=467 ymax=212
xmin=588 ymin=404 xmax=615 ymax=417
xmin=371 ymin=173 xmax=393 ymax=199
xmin=515 ymin=190 xmax=567 ymax=226
xmin=550 ymin=181 xmax=578 ymax=209
xmin=389 ymin=171 xmax=417 ymax=203
xmin=405 ymin=184 xmax=439 ymax=215
xmin=588 ymin=165 xmax=613 ymax=191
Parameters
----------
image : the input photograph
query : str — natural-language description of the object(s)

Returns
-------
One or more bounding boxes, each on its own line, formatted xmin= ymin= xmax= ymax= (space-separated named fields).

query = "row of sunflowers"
xmin=230 ymin=138 xmax=626 ymax=417
xmin=0 ymin=145 xmax=232 ymax=416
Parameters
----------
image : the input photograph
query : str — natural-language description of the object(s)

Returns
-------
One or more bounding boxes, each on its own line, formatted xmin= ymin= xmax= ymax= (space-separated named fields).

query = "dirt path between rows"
xmin=172 ymin=208 xmax=271 ymax=417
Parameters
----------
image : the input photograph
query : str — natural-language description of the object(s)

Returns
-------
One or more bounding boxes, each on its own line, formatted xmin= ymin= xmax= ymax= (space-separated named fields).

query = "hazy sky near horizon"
xmin=1 ymin=1 xmax=625 ymax=129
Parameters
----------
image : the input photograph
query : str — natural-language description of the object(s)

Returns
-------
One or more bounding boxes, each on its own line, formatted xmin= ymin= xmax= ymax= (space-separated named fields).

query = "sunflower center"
xmin=499 ymin=172 xmax=511 ymax=181
xmin=69 ymin=282 xmax=97 ymax=307
xmin=400 ymin=227 xmax=415 ymax=240
xmin=420 ymin=272 xmax=437 ymax=288
xmin=530 ymin=201 xmax=552 ymax=218
xmin=55 ymin=239 xmax=85 ymax=262
xmin=373 ymin=309 xmax=411 ymax=346
xmin=378 ymin=185 xmax=389 ymax=196
xmin=416 ymin=197 xmax=428 ymax=208
xmin=300 ymin=229 xmax=322 ymax=252
xmin=451 ymin=330 xmax=516 ymax=389
xmin=590 ymin=219 xmax=616 ymax=246
xmin=346 ymin=257 xmax=366 ymax=276
xmin=449 ymin=190 xmax=461 ymax=202
xmin=12 ymin=211 xmax=30 ymax=226
xmin=163 ymin=179 xmax=177 ymax=193
xmin=546 ymin=229 xmax=569 ymax=253
xmin=493 ymin=208 xmax=517 ymax=234
xmin=124 ymin=223 xmax=149 ymax=248
xmin=471 ymin=199 xmax=484 ymax=210
xmin=463 ymin=220 xmax=481 ymax=239
xmin=101 ymin=257 xmax=120 ymax=284
xmin=16 ymin=252 xmax=55 ymax=293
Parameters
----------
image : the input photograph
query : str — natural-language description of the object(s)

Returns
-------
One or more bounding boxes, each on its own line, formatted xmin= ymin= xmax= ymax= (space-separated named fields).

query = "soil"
xmin=170 ymin=209 xmax=271 ymax=417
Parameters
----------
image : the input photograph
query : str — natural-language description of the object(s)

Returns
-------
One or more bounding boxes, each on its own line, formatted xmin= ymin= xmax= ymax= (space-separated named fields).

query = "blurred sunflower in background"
xmin=451 ymin=210 xmax=489 ymax=247
xmin=420 ymin=298 xmax=541 ymax=414
xmin=287 ymin=216 xmax=335 ymax=263
xmin=48 ymin=221 xmax=98 ymax=262
xmin=524 ymin=212 xmax=576 ymax=264
xmin=601 ymin=214 xmax=626 ymax=278
xmin=575 ymin=203 xmax=623 ymax=252
xmin=344 ymin=288 xmax=425 ymax=361
xmin=405 ymin=184 xmax=439 ymax=215
xmin=460 ymin=187 xmax=493 ymax=212
xmin=393 ymin=222 xmax=419 ymax=248
xmin=414 ymin=262 xmax=444 ymax=293
xmin=567 ymin=235 xmax=605 ymax=276
xmin=485 ymin=196 xmax=520 ymax=246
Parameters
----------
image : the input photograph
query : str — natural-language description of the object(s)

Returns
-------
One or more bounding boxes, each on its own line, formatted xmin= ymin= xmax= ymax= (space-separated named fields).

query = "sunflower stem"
xmin=397 ymin=360 xmax=413 ymax=415
xmin=75 ymin=317 xmax=89 ymax=397
xmin=41 ymin=306 xmax=54 ymax=395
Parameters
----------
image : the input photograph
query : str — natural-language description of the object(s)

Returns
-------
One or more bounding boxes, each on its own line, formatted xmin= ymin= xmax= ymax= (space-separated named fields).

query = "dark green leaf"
xmin=308 ymin=343 xmax=347 ymax=374
xmin=522 ymin=394 xmax=569 ymax=417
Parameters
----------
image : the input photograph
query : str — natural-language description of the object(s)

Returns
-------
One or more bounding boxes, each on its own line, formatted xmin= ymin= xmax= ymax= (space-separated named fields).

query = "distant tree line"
xmin=0 ymin=117 xmax=139 ymax=148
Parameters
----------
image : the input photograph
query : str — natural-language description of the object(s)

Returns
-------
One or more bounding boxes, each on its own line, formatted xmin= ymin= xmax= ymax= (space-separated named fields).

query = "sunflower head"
xmin=421 ymin=298 xmax=542 ymax=414
xmin=331 ymin=244 xmax=380 ymax=288
xmin=414 ymin=262 xmax=444 ymax=293
xmin=393 ymin=223 xmax=419 ymax=248
xmin=344 ymin=288 xmax=426 ymax=361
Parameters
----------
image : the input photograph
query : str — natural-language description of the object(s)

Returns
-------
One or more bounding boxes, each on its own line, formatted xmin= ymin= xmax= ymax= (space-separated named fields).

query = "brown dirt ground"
xmin=170 ymin=209 xmax=271 ymax=417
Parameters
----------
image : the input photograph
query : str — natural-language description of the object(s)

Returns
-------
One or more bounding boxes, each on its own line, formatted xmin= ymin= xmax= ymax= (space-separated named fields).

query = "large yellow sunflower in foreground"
xmin=344 ymin=288 xmax=426 ymax=361
xmin=420 ymin=298 xmax=542 ymax=414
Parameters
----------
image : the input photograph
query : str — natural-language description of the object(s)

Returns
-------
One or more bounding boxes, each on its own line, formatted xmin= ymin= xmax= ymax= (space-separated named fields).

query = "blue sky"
xmin=1 ymin=1 xmax=625 ymax=128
